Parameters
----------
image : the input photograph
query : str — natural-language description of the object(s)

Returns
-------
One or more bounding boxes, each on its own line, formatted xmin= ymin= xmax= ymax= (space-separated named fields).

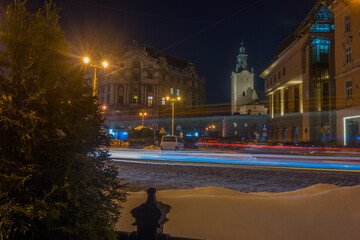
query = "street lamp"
xmin=139 ymin=111 xmax=147 ymax=127
xmin=83 ymin=56 xmax=109 ymax=97
xmin=165 ymin=96 xmax=181 ymax=135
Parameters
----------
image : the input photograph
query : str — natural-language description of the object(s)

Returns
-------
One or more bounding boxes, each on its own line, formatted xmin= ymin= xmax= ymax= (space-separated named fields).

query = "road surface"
xmin=110 ymin=148 xmax=360 ymax=172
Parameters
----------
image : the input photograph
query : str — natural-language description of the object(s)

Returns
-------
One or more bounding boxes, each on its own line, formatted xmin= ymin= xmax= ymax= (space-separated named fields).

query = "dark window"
xmin=118 ymin=96 xmax=123 ymax=105
xmin=147 ymin=85 xmax=153 ymax=93
xmin=284 ymin=89 xmax=289 ymax=113
xmin=346 ymin=80 xmax=353 ymax=100
xmin=345 ymin=47 xmax=352 ymax=64
xmin=133 ymin=61 xmax=140 ymax=68
xmin=310 ymin=37 xmax=330 ymax=88
xmin=133 ymin=73 xmax=140 ymax=81
xmin=274 ymin=91 xmax=281 ymax=115
xmin=294 ymin=86 xmax=300 ymax=112
xmin=283 ymin=67 xmax=286 ymax=76
xmin=344 ymin=15 xmax=351 ymax=33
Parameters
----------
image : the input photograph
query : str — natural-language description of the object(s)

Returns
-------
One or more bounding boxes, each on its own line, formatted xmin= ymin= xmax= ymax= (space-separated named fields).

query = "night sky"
xmin=3 ymin=0 xmax=318 ymax=104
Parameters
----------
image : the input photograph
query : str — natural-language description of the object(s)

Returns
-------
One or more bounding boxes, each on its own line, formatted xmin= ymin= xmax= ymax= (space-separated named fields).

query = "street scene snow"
xmin=117 ymin=184 xmax=360 ymax=240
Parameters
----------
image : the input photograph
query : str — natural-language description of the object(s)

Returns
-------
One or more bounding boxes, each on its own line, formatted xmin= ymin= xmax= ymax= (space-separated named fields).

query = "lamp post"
xmin=165 ymin=96 xmax=181 ymax=135
xmin=83 ymin=57 xmax=109 ymax=97
xmin=139 ymin=111 xmax=147 ymax=127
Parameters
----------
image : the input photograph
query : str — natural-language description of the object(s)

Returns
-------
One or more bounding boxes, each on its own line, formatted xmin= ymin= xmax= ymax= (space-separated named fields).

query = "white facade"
xmin=239 ymin=104 xmax=268 ymax=115
xmin=231 ymin=43 xmax=259 ymax=115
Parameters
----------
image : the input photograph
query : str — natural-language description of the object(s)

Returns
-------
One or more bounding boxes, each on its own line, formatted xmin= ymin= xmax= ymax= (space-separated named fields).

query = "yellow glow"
xmin=102 ymin=61 xmax=109 ymax=68
xmin=102 ymin=105 xmax=107 ymax=110
xmin=139 ymin=113 xmax=142 ymax=116
xmin=83 ymin=57 xmax=90 ymax=64
xmin=177 ymin=96 xmax=181 ymax=101
xmin=144 ymin=112 xmax=147 ymax=116
xmin=166 ymin=96 xmax=170 ymax=101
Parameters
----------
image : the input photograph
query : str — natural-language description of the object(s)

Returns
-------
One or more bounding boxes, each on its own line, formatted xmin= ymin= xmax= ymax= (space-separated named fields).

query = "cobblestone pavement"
xmin=113 ymin=161 xmax=360 ymax=193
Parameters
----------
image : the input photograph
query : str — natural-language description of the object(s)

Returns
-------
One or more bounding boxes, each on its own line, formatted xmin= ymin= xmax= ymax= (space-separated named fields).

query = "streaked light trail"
xmin=109 ymin=149 xmax=360 ymax=172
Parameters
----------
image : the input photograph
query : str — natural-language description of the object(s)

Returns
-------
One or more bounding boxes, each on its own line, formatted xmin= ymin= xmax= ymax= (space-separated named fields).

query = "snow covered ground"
xmin=116 ymin=184 xmax=360 ymax=240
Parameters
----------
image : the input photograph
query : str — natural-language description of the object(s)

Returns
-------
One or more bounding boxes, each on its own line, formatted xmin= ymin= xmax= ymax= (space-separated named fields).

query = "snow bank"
xmin=116 ymin=184 xmax=360 ymax=240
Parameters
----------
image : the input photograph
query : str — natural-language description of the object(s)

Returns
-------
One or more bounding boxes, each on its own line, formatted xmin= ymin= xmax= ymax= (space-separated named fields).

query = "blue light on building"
xmin=108 ymin=129 xmax=129 ymax=141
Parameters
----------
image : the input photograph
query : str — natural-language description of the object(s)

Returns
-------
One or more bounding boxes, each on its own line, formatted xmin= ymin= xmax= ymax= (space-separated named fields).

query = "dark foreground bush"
xmin=0 ymin=1 xmax=126 ymax=239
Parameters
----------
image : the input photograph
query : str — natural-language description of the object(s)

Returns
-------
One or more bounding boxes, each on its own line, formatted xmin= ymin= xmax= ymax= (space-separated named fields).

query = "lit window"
xmin=170 ymin=88 xmax=173 ymax=95
xmin=345 ymin=47 xmax=352 ymax=64
xmin=233 ymin=122 xmax=237 ymax=127
xmin=176 ymin=89 xmax=180 ymax=96
xmin=346 ymin=80 xmax=352 ymax=100
xmin=133 ymin=96 xmax=138 ymax=103
xmin=162 ymin=97 xmax=166 ymax=106
xmin=147 ymin=96 xmax=153 ymax=106
xmin=235 ymin=130 xmax=238 ymax=135
xmin=344 ymin=15 xmax=351 ymax=33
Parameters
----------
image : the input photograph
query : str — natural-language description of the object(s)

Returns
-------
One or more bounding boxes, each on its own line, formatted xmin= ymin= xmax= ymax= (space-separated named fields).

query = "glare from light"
xmin=83 ymin=57 xmax=90 ymax=64
xmin=102 ymin=105 xmax=107 ymax=110
xmin=177 ymin=96 xmax=181 ymax=101
xmin=102 ymin=61 xmax=109 ymax=68
xmin=144 ymin=112 xmax=147 ymax=116
xmin=166 ymin=96 xmax=170 ymax=101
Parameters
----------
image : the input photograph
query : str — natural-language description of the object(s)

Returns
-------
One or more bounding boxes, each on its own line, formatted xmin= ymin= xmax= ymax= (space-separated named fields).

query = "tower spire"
xmin=235 ymin=42 xmax=248 ymax=72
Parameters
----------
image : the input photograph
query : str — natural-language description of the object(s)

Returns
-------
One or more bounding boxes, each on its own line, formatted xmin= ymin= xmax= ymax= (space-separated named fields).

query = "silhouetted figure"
xmin=130 ymin=188 xmax=171 ymax=240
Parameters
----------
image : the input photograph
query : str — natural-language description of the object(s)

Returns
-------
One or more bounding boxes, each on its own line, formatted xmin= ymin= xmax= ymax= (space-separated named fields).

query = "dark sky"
xmin=2 ymin=0 xmax=317 ymax=104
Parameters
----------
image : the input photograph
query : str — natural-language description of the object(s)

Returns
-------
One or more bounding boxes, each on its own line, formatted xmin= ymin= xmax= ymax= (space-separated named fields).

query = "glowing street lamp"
xmin=165 ymin=96 xmax=181 ymax=135
xmin=102 ymin=61 xmax=108 ymax=68
xmin=139 ymin=111 xmax=147 ymax=127
xmin=83 ymin=56 xmax=109 ymax=97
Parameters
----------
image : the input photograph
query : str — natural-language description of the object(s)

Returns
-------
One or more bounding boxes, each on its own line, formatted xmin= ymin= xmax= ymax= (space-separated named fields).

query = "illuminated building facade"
xmin=260 ymin=0 xmax=335 ymax=144
xmin=98 ymin=44 xmax=206 ymax=133
xmin=330 ymin=0 xmax=360 ymax=146
xmin=231 ymin=43 xmax=263 ymax=114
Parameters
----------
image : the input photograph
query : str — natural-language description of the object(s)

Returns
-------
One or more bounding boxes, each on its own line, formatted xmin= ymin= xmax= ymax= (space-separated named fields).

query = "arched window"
xmin=133 ymin=61 xmax=140 ymax=68
xmin=243 ymin=91 xmax=246 ymax=96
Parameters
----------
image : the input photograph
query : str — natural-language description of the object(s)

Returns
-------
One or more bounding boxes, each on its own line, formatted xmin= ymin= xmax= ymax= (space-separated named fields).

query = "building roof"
xmin=145 ymin=47 xmax=190 ymax=68
xmin=272 ymin=0 xmax=334 ymax=61
xmin=121 ymin=44 xmax=192 ymax=69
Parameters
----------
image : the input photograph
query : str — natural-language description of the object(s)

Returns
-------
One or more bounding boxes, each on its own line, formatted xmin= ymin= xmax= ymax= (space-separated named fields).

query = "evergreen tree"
xmin=0 ymin=1 xmax=126 ymax=239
